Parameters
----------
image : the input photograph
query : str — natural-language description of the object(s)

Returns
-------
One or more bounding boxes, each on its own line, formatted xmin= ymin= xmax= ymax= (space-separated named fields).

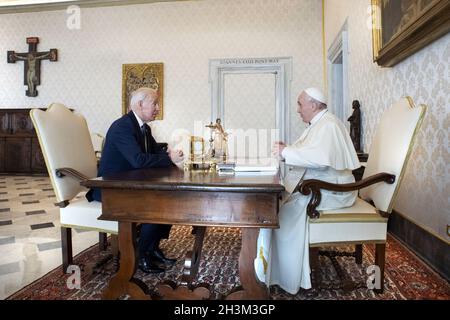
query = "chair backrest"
xmin=30 ymin=103 xmax=98 ymax=203
xmin=359 ymin=97 xmax=426 ymax=213
xmin=90 ymin=132 xmax=105 ymax=157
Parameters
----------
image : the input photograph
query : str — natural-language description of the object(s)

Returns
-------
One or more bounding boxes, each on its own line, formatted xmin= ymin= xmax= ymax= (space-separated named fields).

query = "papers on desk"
xmin=233 ymin=170 xmax=278 ymax=176
xmin=217 ymin=158 xmax=279 ymax=175
xmin=235 ymin=158 xmax=279 ymax=172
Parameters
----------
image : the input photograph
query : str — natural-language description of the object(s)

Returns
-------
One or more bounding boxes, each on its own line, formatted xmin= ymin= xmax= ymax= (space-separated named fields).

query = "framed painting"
xmin=122 ymin=63 xmax=164 ymax=119
xmin=372 ymin=0 xmax=450 ymax=67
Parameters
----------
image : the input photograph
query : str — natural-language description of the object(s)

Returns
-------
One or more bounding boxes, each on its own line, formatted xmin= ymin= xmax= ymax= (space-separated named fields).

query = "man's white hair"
xmin=130 ymin=87 xmax=158 ymax=108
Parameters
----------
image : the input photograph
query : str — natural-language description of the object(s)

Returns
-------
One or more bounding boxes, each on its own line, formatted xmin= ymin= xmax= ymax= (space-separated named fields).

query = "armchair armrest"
xmin=53 ymin=168 xmax=90 ymax=208
xmin=55 ymin=167 xmax=90 ymax=182
xmin=297 ymin=173 xmax=395 ymax=219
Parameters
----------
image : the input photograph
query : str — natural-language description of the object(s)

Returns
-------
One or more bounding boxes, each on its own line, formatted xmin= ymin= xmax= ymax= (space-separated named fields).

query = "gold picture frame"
xmin=122 ymin=63 xmax=164 ymax=119
xmin=372 ymin=0 xmax=450 ymax=67
xmin=190 ymin=136 xmax=205 ymax=161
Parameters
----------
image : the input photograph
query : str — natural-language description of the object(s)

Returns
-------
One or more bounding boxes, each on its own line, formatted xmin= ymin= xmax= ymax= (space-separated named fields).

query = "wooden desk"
xmin=82 ymin=166 xmax=284 ymax=300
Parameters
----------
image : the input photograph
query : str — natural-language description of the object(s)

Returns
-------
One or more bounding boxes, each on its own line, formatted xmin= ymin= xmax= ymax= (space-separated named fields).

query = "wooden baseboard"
xmin=388 ymin=211 xmax=449 ymax=281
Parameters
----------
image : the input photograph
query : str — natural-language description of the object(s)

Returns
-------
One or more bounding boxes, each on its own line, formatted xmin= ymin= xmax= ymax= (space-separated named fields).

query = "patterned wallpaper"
xmin=0 ymin=0 xmax=323 ymax=145
xmin=324 ymin=0 xmax=450 ymax=241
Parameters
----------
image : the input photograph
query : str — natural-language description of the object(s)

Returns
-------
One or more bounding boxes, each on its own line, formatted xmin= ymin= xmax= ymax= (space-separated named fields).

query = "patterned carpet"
xmin=7 ymin=226 xmax=450 ymax=300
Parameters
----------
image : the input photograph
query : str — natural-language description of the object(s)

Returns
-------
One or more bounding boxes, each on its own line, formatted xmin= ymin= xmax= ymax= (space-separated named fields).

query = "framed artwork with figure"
xmin=122 ymin=63 xmax=164 ymax=119
xmin=371 ymin=0 xmax=450 ymax=67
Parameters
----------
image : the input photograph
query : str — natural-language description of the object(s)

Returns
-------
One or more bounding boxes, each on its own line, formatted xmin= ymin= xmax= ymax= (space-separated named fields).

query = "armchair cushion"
xmin=309 ymin=221 xmax=387 ymax=245
xmin=319 ymin=197 xmax=378 ymax=216
xmin=60 ymin=196 xmax=117 ymax=234
xmin=309 ymin=198 xmax=387 ymax=245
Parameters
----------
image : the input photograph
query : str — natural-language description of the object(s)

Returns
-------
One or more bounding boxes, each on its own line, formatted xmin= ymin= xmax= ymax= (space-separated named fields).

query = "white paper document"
xmin=233 ymin=158 xmax=279 ymax=172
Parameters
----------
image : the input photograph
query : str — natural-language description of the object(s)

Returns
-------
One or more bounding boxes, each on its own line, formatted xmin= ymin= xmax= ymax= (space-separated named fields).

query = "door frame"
xmin=327 ymin=20 xmax=349 ymax=126
xmin=209 ymin=57 xmax=292 ymax=143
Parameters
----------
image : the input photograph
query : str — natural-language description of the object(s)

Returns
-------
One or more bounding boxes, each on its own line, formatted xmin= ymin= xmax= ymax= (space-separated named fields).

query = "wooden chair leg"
xmin=310 ymin=247 xmax=319 ymax=269
xmin=309 ymin=247 xmax=320 ymax=288
xmin=355 ymin=244 xmax=363 ymax=264
xmin=61 ymin=227 xmax=73 ymax=273
xmin=374 ymin=243 xmax=386 ymax=294
xmin=136 ymin=223 xmax=142 ymax=238
xmin=110 ymin=234 xmax=120 ymax=272
xmin=99 ymin=232 xmax=108 ymax=251
xmin=87 ymin=234 xmax=119 ymax=274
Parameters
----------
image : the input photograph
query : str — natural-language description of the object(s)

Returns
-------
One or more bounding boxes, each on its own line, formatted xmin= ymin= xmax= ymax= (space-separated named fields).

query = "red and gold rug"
xmin=7 ymin=226 xmax=450 ymax=300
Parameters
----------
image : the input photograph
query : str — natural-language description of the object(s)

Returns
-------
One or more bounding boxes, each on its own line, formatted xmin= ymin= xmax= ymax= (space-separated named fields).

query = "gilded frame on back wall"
xmin=371 ymin=0 xmax=450 ymax=67
xmin=122 ymin=63 xmax=164 ymax=119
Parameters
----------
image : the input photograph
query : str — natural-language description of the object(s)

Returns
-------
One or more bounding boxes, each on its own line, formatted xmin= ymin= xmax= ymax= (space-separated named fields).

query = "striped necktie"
xmin=141 ymin=125 xmax=148 ymax=152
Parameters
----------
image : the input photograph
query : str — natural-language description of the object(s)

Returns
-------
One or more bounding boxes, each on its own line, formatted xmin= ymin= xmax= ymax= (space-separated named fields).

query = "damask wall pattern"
xmin=0 ymin=0 xmax=323 ymax=145
xmin=325 ymin=0 xmax=449 ymax=241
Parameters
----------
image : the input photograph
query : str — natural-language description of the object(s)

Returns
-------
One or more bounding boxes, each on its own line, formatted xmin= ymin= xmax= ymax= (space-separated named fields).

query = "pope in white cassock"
xmin=254 ymin=87 xmax=360 ymax=294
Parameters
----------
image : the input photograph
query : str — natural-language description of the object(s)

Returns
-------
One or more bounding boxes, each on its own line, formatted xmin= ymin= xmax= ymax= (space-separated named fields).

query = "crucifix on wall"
xmin=7 ymin=37 xmax=57 ymax=97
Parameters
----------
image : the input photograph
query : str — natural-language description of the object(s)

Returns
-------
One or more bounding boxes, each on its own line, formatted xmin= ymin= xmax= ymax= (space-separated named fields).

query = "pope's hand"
xmin=272 ymin=141 xmax=286 ymax=157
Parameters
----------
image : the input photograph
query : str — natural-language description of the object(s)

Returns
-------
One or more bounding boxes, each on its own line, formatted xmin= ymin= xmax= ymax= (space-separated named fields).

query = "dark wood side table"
xmin=0 ymin=109 xmax=46 ymax=174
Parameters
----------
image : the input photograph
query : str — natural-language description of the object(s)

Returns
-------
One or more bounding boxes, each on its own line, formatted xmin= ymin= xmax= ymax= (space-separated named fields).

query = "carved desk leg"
xmin=102 ymin=222 xmax=150 ymax=300
xmin=226 ymin=228 xmax=269 ymax=300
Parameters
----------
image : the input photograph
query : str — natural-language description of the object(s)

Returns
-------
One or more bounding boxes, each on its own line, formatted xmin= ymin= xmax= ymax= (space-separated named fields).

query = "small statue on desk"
xmin=206 ymin=118 xmax=228 ymax=161
xmin=348 ymin=100 xmax=362 ymax=153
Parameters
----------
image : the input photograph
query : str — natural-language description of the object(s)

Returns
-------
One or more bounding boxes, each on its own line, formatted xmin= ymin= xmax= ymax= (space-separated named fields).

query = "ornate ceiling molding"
xmin=0 ymin=0 xmax=190 ymax=14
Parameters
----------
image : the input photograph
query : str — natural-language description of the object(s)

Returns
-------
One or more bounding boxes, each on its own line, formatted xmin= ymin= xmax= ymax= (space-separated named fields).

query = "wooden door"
xmin=0 ymin=139 xmax=5 ymax=172
xmin=0 ymin=112 xmax=9 ymax=135
xmin=31 ymin=138 xmax=47 ymax=173
xmin=4 ymin=138 xmax=31 ymax=173
xmin=10 ymin=111 xmax=33 ymax=136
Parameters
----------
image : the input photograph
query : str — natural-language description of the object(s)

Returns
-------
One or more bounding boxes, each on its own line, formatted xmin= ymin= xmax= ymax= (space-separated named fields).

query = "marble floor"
xmin=0 ymin=175 xmax=98 ymax=299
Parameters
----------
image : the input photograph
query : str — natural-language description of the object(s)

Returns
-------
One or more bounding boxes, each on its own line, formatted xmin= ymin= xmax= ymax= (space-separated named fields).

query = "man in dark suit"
xmin=87 ymin=87 xmax=183 ymax=274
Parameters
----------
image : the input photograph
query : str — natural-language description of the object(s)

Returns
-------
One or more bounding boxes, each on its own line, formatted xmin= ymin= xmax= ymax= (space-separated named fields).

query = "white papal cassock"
xmin=255 ymin=109 xmax=360 ymax=294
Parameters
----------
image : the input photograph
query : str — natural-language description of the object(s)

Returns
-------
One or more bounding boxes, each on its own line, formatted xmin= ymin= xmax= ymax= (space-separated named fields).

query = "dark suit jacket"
xmin=88 ymin=111 xmax=172 ymax=202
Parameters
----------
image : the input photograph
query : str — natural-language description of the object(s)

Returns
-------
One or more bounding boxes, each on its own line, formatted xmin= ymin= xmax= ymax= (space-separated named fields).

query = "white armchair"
xmin=90 ymin=132 xmax=105 ymax=159
xmin=30 ymin=103 xmax=118 ymax=272
xmin=299 ymin=97 xmax=426 ymax=292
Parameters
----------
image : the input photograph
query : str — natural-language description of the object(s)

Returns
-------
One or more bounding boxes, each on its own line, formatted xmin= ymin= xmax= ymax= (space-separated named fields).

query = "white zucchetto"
xmin=304 ymin=87 xmax=327 ymax=105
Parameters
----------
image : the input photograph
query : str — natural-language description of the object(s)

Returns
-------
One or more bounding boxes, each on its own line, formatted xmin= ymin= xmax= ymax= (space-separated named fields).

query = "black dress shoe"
xmin=150 ymin=248 xmax=177 ymax=266
xmin=138 ymin=257 xmax=165 ymax=274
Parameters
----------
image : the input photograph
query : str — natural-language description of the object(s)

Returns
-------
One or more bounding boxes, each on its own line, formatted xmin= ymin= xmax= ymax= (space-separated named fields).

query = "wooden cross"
xmin=7 ymin=37 xmax=57 ymax=97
